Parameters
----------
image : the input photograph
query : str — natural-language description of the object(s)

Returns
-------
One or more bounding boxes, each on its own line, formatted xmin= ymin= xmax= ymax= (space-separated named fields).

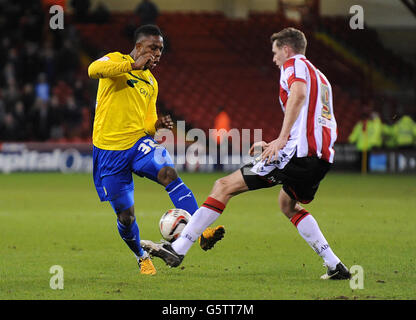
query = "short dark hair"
xmin=134 ymin=24 xmax=163 ymax=42
xmin=270 ymin=27 xmax=307 ymax=55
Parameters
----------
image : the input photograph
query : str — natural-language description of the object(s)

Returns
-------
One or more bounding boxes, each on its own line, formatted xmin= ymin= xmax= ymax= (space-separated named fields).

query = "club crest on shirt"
xmin=321 ymin=105 xmax=332 ymax=120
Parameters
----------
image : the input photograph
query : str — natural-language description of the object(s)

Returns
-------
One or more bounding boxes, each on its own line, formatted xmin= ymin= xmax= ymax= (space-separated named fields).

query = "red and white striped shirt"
xmin=279 ymin=54 xmax=337 ymax=164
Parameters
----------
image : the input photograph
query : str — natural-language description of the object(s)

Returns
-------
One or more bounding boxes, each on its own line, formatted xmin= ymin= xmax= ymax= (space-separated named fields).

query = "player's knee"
xmin=117 ymin=209 xmax=135 ymax=226
xmin=279 ymin=191 xmax=299 ymax=218
xmin=279 ymin=201 xmax=292 ymax=216
xmin=157 ymin=166 xmax=178 ymax=186
xmin=213 ymin=177 xmax=233 ymax=196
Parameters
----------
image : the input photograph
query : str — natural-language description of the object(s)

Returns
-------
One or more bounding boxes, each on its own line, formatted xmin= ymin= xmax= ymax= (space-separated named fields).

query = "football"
xmin=159 ymin=208 xmax=191 ymax=241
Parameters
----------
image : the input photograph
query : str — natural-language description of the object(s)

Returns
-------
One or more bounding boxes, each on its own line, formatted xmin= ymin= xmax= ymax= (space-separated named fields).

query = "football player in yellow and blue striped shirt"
xmin=88 ymin=25 xmax=224 ymax=275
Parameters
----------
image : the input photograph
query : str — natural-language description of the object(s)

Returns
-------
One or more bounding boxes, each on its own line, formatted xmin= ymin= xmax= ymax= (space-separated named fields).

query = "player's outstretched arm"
xmin=262 ymin=81 xmax=307 ymax=163
xmin=88 ymin=55 xmax=133 ymax=79
xmin=88 ymin=46 xmax=156 ymax=79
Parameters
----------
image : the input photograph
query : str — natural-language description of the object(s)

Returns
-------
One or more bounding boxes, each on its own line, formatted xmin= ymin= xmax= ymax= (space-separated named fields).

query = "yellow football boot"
xmin=139 ymin=256 xmax=157 ymax=275
xmin=199 ymin=225 xmax=225 ymax=251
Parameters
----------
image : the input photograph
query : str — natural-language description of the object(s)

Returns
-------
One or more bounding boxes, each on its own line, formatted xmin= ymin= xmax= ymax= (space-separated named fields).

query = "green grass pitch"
xmin=0 ymin=172 xmax=415 ymax=300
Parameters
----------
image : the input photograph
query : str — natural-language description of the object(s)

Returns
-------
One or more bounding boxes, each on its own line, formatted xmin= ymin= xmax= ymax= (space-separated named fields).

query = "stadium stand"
xmin=0 ymin=2 xmax=413 ymax=144
xmin=318 ymin=16 xmax=415 ymax=83
xmin=72 ymin=12 xmax=412 ymax=143
xmin=0 ymin=1 xmax=93 ymax=142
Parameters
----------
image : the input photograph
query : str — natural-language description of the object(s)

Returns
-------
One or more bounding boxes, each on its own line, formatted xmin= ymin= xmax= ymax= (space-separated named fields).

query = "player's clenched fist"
xmin=155 ymin=115 xmax=174 ymax=130
xmin=131 ymin=47 xmax=155 ymax=70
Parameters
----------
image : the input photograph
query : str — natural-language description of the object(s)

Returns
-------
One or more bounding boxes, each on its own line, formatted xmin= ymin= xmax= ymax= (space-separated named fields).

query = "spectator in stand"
xmin=35 ymin=73 xmax=50 ymax=102
xmin=19 ymin=5 xmax=44 ymax=43
xmin=0 ymin=113 xmax=16 ymax=141
xmin=91 ymin=2 xmax=110 ymax=24
xmin=55 ymin=39 xmax=80 ymax=83
xmin=0 ymin=91 xmax=5 ymax=132
xmin=349 ymin=111 xmax=383 ymax=152
xmin=395 ymin=115 xmax=415 ymax=149
xmin=0 ymin=0 xmax=90 ymax=143
xmin=382 ymin=120 xmax=397 ymax=149
xmin=3 ymin=62 xmax=15 ymax=88
xmin=213 ymin=106 xmax=231 ymax=146
xmin=13 ymin=100 xmax=27 ymax=141
xmin=349 ymin=111 xmax=383 ymax=173
xmin=21 ymin=83 xmax=36 ymax=114
xmin=73 ymin=79 xmax=86 ymax=106
xmin=49 ymin=94 xmax=65 ymax=141
xmin=212 ymin=106 xmax=231 ymax=170
xmin=21 ymin=42 xmax=42 ymax=84
xmin=135 ymin=0 xmax=159 ymax=25
xmin=30 ymin=97 xmax=50 ymax=141
xmin=63 ymin=94 xmax=82 ymax=139
xmin=3 ymin=79 xmax=19 ymax=110
xmin=124 ymin=18 xmax=138 ymax=40
xmin=40 ymin=39 xmax=56 ymax=82
xmin=71 ymin=0 xmax=91 ymax=23
xmin=53 ymin=80 xmax=73 ymax=105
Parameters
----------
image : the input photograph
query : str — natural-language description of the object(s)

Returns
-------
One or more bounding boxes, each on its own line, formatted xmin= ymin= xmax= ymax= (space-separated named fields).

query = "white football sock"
xmin=172 ymin=206 xmax=221 ymax=255
xmin=293 ymin=212 xmax=340 ymax=270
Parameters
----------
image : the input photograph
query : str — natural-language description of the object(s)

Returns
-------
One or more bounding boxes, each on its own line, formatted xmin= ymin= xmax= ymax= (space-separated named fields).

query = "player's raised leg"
xmin=131 ymin=140 xmax=200 ymax=214
xmin=278 ymin=189 xmax=350 ymax=280
xmin=135 ymin=140 xmax=225 ymax=250
xmin=172 ymin=169 xmax=248 ymax=255
xmin=141 ymin=169 xmax=249 ymax=266
xmin=159 ymin=166 xmax=226 ymax=250
xmin=158 ymin=166 xmax=199 ymax=214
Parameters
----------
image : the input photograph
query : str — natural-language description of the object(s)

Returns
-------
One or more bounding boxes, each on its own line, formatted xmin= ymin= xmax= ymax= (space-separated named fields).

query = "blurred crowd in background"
xmin=0 ymin=0 xmax=165 ymax=143
xmin=0 ymin=0 xmax=415 ymax=150
xmin=0 ymin=0 xmax=92 ymax=142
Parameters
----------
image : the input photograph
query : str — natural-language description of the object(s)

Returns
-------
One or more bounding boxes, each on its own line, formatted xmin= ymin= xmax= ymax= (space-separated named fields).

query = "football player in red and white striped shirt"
xmin=141 ymin=28 xmax=351 ymax=280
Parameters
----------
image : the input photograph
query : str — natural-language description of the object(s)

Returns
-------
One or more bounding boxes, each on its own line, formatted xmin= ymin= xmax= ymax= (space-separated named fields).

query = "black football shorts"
xmin=240 ymin=155 xmax=331 ymax=204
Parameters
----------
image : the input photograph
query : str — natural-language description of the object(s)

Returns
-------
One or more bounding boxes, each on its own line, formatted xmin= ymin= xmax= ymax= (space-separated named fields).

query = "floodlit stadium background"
xmin=1 ymin=0 xmax=416 ymax=302
xmin=0 ymin=0 xmax=415 ymax=173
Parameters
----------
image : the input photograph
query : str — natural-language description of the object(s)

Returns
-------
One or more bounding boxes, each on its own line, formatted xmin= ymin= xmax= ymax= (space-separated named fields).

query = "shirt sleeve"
xmin=283 ymin=58 xmax=307 ymax=88
xmin=88 ymin=53 xmax=132 ymax=79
